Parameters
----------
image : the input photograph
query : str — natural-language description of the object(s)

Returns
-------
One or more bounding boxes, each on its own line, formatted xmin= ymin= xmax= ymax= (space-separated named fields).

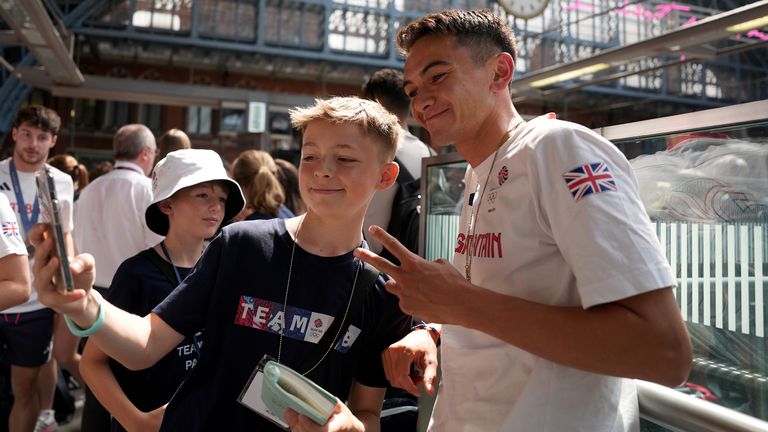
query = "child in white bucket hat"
xmin=80 ymin=149 xmax=244 ymax=431
xmin=31 ymin=97 xmax=413 ymax=431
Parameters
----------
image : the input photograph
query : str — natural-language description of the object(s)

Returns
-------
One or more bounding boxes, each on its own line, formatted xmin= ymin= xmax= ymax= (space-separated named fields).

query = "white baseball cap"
xmin=145 ymin=149 xmax=245 ymax=235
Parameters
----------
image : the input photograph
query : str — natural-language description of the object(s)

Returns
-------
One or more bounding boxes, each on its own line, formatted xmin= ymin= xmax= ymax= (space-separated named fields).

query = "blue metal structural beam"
xmin=66 ymin=0 xmax=766 ymax=109
xmin=0 ymin=0 xmax=107 ymax=145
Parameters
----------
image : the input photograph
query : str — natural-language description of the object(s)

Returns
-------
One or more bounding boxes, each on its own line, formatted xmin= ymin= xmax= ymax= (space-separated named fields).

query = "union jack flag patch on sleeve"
xmin=562 ymin=161 xmax=617 ymax=202
xmin=2 ymin=221 xmax=20 ymax=238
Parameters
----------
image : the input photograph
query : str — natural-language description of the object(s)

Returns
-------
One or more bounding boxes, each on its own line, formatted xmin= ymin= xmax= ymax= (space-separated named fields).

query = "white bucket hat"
xmin=145 ymin=149 xmax=245 ymax=236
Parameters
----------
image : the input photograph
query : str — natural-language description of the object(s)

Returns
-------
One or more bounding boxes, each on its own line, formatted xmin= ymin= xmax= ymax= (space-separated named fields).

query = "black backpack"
xmin=380 ymin=158 xmax=421 ymax=265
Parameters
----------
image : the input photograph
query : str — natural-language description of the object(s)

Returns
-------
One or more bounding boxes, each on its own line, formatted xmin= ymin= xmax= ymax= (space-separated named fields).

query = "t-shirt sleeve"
xmin=0 ymin=194 xmax=26 ymax=258
xmin=106 ymin=259 xmax=141 ymax=313
xmin=353 ymin=274 xmax=413 ymax=388
xmin=152 ymin=231 xmax=224 ymax=337
xmin=527 ymin=119 xmax=674 ymax=308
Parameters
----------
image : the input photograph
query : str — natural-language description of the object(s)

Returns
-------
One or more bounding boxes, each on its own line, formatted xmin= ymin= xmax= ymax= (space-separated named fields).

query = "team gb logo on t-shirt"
xmin=497 ymin=165 xmax=509 ymax=186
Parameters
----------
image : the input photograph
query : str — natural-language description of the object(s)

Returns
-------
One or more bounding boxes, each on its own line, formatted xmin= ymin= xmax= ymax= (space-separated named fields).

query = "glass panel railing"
xmin=626 ymin=126 xmax=768 ymax=421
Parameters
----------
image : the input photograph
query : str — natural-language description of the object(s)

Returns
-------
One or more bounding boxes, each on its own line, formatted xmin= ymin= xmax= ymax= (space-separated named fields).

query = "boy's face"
xmin=12 ymin=122 xmax=58 ymax=170
xmin=162 ymin=182 xmax=228 ymax=239
xmin=403 ymin=34 xmax=498 ymax=148
xmin=299 ymin=120 xmax=397 ymax=221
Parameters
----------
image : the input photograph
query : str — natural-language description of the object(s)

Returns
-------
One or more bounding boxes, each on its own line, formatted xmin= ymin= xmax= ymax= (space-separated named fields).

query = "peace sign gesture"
xmin=354 ymin=225 xmax=470 ymax=324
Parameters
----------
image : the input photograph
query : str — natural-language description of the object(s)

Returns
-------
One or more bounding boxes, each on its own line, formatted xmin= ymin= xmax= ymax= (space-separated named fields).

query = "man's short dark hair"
xmin=361 ymin=69 xmax=410 ymax=120
xmin=13 ymin=106 xmax=61 ymax=136
xmin=396 ymin=9 xmax=518 ymax=65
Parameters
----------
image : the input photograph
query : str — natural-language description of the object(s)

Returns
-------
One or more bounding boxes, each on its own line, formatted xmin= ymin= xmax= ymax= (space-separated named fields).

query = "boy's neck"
xmin=156 ymin=231 xmax=205 ymax=268
xmin=286 ymin=214 xmax=364 ymax=257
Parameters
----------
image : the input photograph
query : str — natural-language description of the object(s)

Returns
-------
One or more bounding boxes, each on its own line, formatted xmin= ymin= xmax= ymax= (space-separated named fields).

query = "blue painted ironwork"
xmin=63 ymin=0 xmax=765 ymax=108
xmin=0 ymin=0 xmax=107 ymax=144
xmin=1 ymin=0 xmax=765 ymax=136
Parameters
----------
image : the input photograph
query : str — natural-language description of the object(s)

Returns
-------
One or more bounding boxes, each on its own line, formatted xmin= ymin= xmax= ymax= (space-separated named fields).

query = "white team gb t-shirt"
xmin=0 ymin=158 xmax=74 ymax=313
xmin=430 ymin=116 xmax=674 ymax=432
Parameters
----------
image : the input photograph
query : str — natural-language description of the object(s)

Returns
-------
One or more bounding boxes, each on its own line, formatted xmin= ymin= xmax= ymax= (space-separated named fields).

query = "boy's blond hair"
xmin=290 ymin=97 xmax=401 ymax=162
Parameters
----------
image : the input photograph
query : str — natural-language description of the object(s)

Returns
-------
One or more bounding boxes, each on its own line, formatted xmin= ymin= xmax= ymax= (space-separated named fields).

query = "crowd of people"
xmin=0 ymin=7 xmax=692 ymax=432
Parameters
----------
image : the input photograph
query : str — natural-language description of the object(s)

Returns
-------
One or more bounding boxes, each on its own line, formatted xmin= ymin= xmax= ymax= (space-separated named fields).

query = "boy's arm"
xmin=80 ymin=341 xmax=164 ymax=432
xmin=346 ymin=381 xmax=385 ymax=432
xmin=30 ymin=223 xmax=184 ymax=370
xmin=358 ymin=226 xmax=692 ymax=387
xmin=0 ymin=253 xmax=30 ymax=309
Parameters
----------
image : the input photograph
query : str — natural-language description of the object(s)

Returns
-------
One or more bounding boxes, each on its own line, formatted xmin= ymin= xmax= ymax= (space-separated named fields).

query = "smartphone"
xmin=35 ymin=167 xmax=74 ymax=292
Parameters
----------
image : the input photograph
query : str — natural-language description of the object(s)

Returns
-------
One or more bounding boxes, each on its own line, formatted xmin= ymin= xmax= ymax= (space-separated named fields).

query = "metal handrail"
xmin=637 ymin=380 xmax=768 ymax=432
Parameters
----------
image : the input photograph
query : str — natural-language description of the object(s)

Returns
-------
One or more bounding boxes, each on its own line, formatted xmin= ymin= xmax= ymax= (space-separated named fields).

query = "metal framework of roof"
xmin=1 ymin=0 xmax=766 ymax=143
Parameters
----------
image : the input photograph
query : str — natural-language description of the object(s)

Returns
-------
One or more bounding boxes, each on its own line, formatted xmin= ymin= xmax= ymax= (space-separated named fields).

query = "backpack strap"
xmin=138 ymin=248 xmax=178 ymax=286
xmin=299 ymin=261 xmax=379 ymax=374
xmin=394 ymin=157 xmax=415 ymax=184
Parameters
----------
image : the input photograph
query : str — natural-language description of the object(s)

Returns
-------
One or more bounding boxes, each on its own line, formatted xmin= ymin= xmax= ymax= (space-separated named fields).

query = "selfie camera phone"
xmin=35 ymin=167 xmax=74 ymax=292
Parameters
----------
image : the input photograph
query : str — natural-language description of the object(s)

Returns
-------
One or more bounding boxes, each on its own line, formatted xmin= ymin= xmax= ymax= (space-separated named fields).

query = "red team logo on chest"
xmin=497 ymin=165 xmax=509 ymax=186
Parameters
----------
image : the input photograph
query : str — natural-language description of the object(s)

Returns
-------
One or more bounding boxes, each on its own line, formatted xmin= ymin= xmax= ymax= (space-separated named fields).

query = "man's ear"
xmin=377 ymin=161 xmax=400 ymax=191
xmin=490 ymin=52 xmax=515 ymax=92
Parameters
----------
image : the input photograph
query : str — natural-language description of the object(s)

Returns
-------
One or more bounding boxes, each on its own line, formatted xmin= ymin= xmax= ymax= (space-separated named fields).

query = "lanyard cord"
xmin=159 ymin=241 xmax=202 ymax=358
xmin=278 ymin=217 xmax=360 ymax=376
xmin=8 ymin=159 xmax=40 ymax=240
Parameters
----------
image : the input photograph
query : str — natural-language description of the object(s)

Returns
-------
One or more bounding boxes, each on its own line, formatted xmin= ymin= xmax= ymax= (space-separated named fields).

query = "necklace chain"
xmin=278 ymin=217 xmax=361 ymax=376
xmin=464 ymin=123 xmax=522 ymax=282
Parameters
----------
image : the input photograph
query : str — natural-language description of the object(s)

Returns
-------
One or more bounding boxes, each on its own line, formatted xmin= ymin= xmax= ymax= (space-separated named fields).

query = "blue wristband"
xmin=64 ymin=290 xmax=105 ymax=337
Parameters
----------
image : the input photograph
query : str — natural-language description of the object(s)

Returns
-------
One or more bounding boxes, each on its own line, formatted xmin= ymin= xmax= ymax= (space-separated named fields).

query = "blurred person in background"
xmin=155 ymin=129 xmax=192 ymax=166
xmin=73 ymin=124 xmax=163 ymax=432
xmin=88 ymin=161 xmax=113 ymax=183
xmin=48 ymin=154 xmax=89 ymax=201
xmin=361 ymin=68 xmax=433 ymax=256
xmin=0 ymin=105 xmax=74 ymax=432
xmin=230 ymin=150 xmax=294 ymax=221
xmin=274 ymin=158 xmax=305 ymax=216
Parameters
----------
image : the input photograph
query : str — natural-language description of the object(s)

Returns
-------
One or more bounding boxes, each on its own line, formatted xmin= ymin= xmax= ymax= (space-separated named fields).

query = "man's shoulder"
xmin=46 ymin=164 xmax=74 ymax=187
xmin=87 ymin=168 xmax=151 ymax=191
xmin=523 ymin=115 xmax=600 ymax=140
xmin=513 ymin=116 xmax=607 ymax=157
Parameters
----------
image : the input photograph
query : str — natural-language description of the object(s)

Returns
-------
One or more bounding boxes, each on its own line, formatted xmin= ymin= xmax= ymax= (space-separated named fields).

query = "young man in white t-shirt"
xmin=355 ymin=9 xmax=692 ymax=432
xmin=0 ymin=106 xmax=74 ymax=432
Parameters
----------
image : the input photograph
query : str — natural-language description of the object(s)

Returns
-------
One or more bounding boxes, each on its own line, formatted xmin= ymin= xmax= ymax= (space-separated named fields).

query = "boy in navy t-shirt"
xmin=80 ymin=149 xmax=245 ymax=431
xmin=31 ymin=96 xmax=412 ymax=431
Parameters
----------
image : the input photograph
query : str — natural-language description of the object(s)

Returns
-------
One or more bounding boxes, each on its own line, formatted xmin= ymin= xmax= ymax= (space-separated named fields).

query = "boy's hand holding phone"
xmin=29 ymin=223 xmax=99 ymax=327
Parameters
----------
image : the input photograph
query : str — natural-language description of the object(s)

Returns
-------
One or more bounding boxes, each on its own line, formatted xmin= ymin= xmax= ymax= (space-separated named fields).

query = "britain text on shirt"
xmin=454 ymin=232 xmax=503 ymax=258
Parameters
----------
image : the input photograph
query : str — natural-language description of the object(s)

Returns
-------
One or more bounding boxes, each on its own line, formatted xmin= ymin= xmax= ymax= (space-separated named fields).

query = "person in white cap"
xmin=78 ymin=149 xmax=245 ymax=431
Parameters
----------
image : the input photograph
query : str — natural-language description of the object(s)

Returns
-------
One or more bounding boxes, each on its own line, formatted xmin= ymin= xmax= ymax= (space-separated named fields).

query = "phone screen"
xmin=35 ymin=167 xmax=74 ymax=292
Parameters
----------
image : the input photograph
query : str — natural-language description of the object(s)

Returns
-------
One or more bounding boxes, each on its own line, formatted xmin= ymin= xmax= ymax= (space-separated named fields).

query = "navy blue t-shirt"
xmin=106 ymin=248 xmax=198 ymax=431
xmin=153 ymin=219 xmax=411 ymax=431
xmin=245 ymin=205 xmax=294 ymax=221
